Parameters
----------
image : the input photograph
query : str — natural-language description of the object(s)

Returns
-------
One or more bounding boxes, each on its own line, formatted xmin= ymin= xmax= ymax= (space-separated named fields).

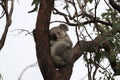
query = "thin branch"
xmin=94 ymin=0 xmax=100 ymax=20
xmin=64 ymin=0 xmax=72 ymax=18
xmin=12 ymin=29 xmax=33 ymax=36
xmin=104 ymin=0 xmax=112 ymax=10
xmin=9 ymin=0 xmax=14 ymax=17
xmin=53 ymin=6 xmax=112 ymax=27
xmin=51 ymin=19 xmax=112 ymax=26
xmin=0 ymin=2 xmax=8 ymax=18
xmin=109 ymin=0 xmax=120 ymax=13
xmin=0 ymin=0 xmax=14 ymax=50
xmin=84 ymin=25 xmax=94 ymax=41
xmin=53 ymin=8 xmax=70 ymax=24
xmin=73 ymin=0 xmax=80 ymax=41
xmin=18 ymin=63 xmax=37 ymax=80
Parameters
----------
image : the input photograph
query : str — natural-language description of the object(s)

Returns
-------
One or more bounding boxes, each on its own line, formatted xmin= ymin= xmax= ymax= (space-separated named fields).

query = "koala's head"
xmin=50 ymin=24 xmax=68 ymax=41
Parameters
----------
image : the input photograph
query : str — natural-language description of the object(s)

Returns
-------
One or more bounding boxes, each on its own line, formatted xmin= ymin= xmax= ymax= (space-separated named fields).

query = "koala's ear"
xmin=59 ymin=24 xmax=68 ymax=31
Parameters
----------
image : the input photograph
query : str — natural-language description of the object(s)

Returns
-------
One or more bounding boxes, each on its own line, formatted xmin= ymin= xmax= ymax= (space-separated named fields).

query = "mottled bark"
xmin=33 ymin=0 xmax=73 ymax=80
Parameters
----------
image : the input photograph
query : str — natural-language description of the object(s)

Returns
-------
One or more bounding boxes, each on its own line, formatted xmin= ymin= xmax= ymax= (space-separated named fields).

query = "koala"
xmin=49 ymin=24 xmax=73 ymax=68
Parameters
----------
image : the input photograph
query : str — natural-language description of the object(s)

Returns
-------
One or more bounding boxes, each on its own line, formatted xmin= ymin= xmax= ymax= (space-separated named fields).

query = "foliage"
xmin=22 ymin=0 xmax=120 ymax=79
xmin=51 ymin=0 xmax=120 ymax=80
xmin=28 ymin=0 xmax=40 ymax=13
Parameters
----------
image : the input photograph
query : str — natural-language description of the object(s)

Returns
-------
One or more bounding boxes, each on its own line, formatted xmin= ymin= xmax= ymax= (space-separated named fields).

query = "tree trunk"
xmin=33 ymin=0 xmax=73 ymax=80
xmin=34 ymin=0 xmax=56 ymax=80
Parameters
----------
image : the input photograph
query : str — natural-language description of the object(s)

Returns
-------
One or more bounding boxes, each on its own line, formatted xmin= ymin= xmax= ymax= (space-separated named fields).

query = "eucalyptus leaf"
xmin=89 ymin=0 xmax=93 ymax=3
xmin=28 ymin=0 xmax=40 ymax=13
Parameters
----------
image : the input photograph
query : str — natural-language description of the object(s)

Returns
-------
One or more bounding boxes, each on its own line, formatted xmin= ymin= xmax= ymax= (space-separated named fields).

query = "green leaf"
xmin=101 ymin=13 xmax=107 ymax=18
xmin=63 ymin=5 xmax=69 ymax=10
xmin=89 ymin=0 xmax=93 ymax=3
xmin=112 ymin=23 xmax=120 ymax=30
xmin=28 ymin=0 xmax=40 ymax=13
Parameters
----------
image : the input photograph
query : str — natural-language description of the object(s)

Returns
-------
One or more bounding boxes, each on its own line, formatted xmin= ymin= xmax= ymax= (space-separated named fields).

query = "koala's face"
xmin=50 ymin=27 xmax=67 ymax=41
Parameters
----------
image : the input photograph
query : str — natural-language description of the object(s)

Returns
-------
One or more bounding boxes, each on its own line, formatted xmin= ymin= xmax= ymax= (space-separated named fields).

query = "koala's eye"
xmin=57 ymin=31 xmax=61 ymax=35
xmin=50 ymin=33 xmax=57 ymax=41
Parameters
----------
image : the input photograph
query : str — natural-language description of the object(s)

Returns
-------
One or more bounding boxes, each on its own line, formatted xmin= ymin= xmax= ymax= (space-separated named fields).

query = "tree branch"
xmin=0 ymin=0 xmax=14 ymax=50
xmin=109 ymin=0 xmax=120 ymax=13
xmin=72 ymin=28 xmax=120 ymax=75
xmin=53 ymin=8 xmax=112 ymax=27
xmin=51 ymin=19 xmax=112 ymax=27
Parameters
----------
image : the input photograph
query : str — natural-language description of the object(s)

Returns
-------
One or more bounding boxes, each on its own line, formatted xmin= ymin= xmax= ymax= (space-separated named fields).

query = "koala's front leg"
xmin=51 ymin=55 xmax=66 ymax=67
xmin=50 ymin=41 xmax=73 ymax=67
xmin=50 ymin=41 xmax=56 ymax=46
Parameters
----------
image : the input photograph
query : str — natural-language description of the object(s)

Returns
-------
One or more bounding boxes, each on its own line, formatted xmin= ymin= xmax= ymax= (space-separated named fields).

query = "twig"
xmin=18 ymin=62 xmax=37 ymax=80
xmin=94 ymin=0 xmax=100 ymax=20
xmin=51 ymin=19 xmax=112 ymax=26
xmin=11 ymin=29 xmax=33 ymax=36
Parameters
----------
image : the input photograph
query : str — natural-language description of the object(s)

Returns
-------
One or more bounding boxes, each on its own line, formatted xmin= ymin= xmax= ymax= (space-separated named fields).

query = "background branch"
xmin=109 ymin=0 xmax=120 ymax=13
xmin=0 ymin=0 xmax=14 ymax=50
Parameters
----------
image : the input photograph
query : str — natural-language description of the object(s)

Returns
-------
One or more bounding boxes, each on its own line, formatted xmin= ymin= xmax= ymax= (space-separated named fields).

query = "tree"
xmin=0 ymin=0 xmax=120 ymax=80
xmin=33 ymin=0 xmax=120 ymax=80
xmin=0 ymin=0 xmax=14 ymax=50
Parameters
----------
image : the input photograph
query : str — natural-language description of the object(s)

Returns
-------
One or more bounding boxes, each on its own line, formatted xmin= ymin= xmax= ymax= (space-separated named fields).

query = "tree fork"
xmin=33 ymin=0 xmax=73 ymax=80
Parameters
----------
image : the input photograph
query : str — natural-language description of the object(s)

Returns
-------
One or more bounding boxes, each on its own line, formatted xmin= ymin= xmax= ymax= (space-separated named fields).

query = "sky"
xmin=0 ymin=0 xmax=89 ymax=80
xmin=0 ymin=0 xmax=41 ymax=80
xmin=0 ymin=0 xmax=120 ymax=80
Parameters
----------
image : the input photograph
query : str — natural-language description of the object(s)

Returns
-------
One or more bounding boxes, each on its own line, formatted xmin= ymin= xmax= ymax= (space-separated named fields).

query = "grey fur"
xmin=50 ymin=24 xmax=73 ymax=68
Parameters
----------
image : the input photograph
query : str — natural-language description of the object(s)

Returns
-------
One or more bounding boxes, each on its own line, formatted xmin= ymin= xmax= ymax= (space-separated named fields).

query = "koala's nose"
xmin=50 ymin=33 xmax=57 ymax=41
